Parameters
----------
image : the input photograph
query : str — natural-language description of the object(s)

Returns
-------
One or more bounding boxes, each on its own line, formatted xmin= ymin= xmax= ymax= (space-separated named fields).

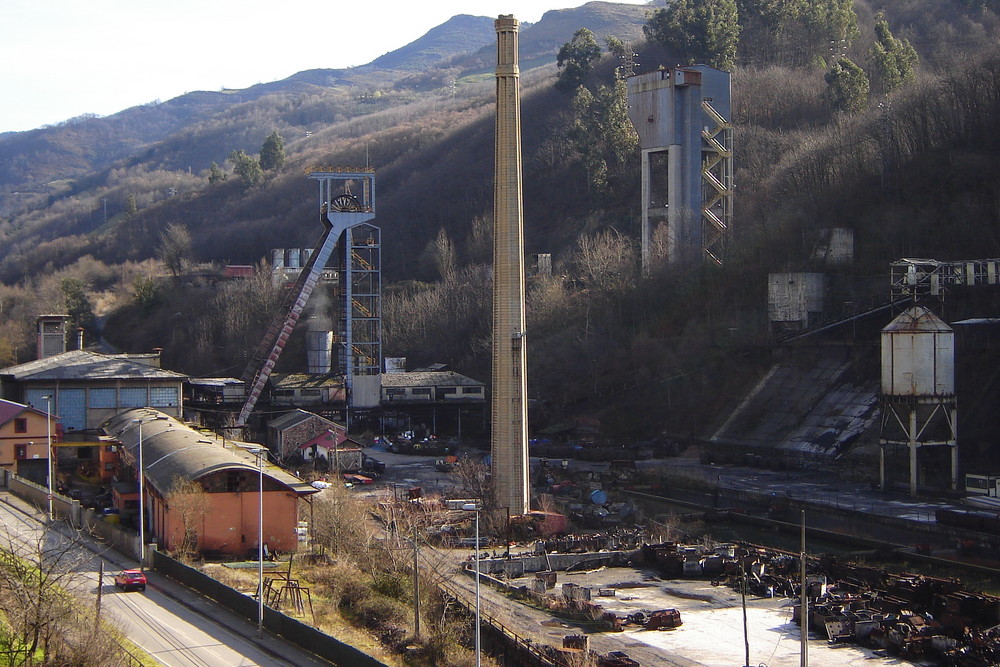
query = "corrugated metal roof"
xmin=188 ymin=377 xmax=245 ymax=387
xmin=379 ymin=371 xmax=484 ymax=388
xmin=267 ymin=409 xmax=338 ymax=431
xmin=1 ymin=350 xmax=187 ymax=381
xmin=882 ymin=306 xmax=952 ymax=333
xmin=271 ymin=373 xmax=344 ymax=389
xmin=104 ymin=408 xmax=316 ymax=497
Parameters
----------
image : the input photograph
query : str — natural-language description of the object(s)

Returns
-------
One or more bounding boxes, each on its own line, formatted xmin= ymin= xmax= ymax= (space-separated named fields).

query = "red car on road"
xmin=114 ymin=569 xmax=147 ymax=592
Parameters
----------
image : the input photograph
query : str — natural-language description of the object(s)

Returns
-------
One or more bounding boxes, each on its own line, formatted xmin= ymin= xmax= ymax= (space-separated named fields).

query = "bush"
xmin=338 ymin=579 xmax=371 ymax=612
xmin=355 ymin=596 xmax=409 ymax=644
xmin=372 ymin=572 xmax=409 ymax=602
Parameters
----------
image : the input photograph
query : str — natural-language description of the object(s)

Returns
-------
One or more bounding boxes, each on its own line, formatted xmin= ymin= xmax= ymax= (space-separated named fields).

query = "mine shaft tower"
xmin=238 ymin=168 xmax=381 ymax=426
xmin=627 ymin=65 xmax=733 ymax=269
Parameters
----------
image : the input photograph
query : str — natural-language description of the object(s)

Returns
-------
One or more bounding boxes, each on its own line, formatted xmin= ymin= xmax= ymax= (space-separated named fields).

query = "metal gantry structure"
xmin=237 ymin=168 xmax=381 ymax=427
xmin=890 ymin=257 xmax=1000 ymax=300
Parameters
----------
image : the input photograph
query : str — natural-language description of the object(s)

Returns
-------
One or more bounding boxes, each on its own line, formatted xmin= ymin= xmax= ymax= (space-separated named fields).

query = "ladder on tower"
xmin=237 ymin=221 xmax=340 ymax=427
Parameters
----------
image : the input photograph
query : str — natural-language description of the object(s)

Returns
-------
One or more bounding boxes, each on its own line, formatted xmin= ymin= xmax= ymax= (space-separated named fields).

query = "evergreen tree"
xmin=824 ymin=57 xmax=869 ymax=113
xmin=643 ymin=0 xmax=740 ymax=71
xmin=800 ymin=0 xmax=859 ymax=67
xmin=869 ymin=12 xmax=918 ymax=95
xmin=125 ymin=193 xmax=138 ymax=219
xmin=208 ymin=161 xmax=227 ymax=184
xmin=60 ymin=278 xmax=96 ymax=336
xmin=259 ymin=131 xmax=285 ymax=171
xmin=228 ymin=150 xmax=263 ymax=190
xmin=556 ymin=28 xmax=602 ymax=93
xmin=567 ymin=79 xmax=638 ymax=193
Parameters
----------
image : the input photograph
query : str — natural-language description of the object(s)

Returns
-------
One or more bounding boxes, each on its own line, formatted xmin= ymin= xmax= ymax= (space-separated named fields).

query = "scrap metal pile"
xmin=642 ymin=542 xmax=1000 ymax=665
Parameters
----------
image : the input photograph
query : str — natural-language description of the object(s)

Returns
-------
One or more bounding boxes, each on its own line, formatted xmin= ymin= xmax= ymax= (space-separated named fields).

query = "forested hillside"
xmin=1 ymin=0 xmax=999 ymax=441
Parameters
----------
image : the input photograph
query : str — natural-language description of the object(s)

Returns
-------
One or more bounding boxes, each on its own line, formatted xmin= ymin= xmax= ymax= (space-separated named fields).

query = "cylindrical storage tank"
xmin=306 ymin=330 xmax=334 ymax=374
xmin=881 ymin=306 xmax=954 ymax=397
xmin=286 ymin=249 xmax=301 ymax=269
xmin=271 ymin=248 xmax=285 ymax=269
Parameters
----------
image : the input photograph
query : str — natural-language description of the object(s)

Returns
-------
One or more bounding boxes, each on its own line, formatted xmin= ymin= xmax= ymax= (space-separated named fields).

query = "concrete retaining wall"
xmin=8 ymin=474 xmax=80 ymax=525
xmin=81 ymin=508 xmax=142 ymax=562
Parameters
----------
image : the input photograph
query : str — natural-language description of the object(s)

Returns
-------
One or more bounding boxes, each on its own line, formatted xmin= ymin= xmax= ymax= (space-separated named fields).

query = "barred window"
xmin=120 ymin=387 xmax=148 ymax=408
xmin=88 ymin=388 xmax=116 ymax=408
xmin=150 ymin=387 xmax=179 ymax=407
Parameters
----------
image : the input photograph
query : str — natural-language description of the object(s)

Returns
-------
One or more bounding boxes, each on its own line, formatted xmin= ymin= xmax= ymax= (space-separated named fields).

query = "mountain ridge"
xmin=0 ymin=2 xmax=650 ymax=202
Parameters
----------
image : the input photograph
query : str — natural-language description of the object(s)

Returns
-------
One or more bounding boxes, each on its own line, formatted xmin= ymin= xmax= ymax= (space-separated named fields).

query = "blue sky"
xmin=1 ymin=0 xmax=651 ymax=133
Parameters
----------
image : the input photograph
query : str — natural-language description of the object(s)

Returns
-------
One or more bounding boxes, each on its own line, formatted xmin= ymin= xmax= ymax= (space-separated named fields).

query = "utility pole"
xmin=741 ymin=559 xmax=749 ymax=667
xmin=412 ymin=520 xmax=420 ymax=639
xmin=800 ymin=510 xmax=808 ymax=667
xmin=96 ymin=561 xmax=104 ymax=630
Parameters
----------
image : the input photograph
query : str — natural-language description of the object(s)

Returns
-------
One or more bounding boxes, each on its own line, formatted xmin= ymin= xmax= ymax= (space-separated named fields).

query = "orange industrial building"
xmin=104 ymin=409 xmax=319 ymax=556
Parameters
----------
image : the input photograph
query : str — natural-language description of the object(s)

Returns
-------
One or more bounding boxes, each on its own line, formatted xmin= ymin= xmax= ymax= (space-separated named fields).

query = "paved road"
xmin=0 ymin=492 xmax=333 ymax=667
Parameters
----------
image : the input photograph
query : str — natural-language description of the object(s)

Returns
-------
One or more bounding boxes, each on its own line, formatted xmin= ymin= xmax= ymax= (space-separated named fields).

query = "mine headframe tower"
xmin=237 ymin=168 xmax=381 ymax=427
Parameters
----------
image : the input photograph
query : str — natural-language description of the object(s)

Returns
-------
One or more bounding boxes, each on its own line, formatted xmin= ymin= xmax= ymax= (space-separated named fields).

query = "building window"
xmin=386 ymin=388 xmax=404 ymax=396
xmin=440 ymin=388 xmax=457 ymax=395
xmin=120 ymin=387 xmax=148 ymax=408
xmin=15 ymin=445 xmax=26 ymax=459
xmin=226 ymin=471 xmax=241 ymax=492
xmin=462 ymin=387 xmax=482 ymax=395
xmin=150 ymin=386 xmax=179 ymax=407
xmin=301 ymin=389 xmax=321 ymax=397
xmin=412 ymin=388 xmax=431 ymax=396
xmin=14 ymin=418 xmax=27 ymax=433
xmin=88 ymin=388 xmax=116 ymax=408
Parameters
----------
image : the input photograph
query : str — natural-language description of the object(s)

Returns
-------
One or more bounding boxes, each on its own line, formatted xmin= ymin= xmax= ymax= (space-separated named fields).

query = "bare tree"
xmin=166 ymin=475 xmax=206 ymax=559
xmin=158 ymin=223 xmax=192 ymax=278
xmin=0 ymin=522 xmax=123 ymax=665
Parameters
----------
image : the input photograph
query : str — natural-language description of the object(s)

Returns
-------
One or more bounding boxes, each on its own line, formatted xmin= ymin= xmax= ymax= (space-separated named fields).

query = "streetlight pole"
xmin=462 ymin=503 xmax=481 ymax=667
xmin=251 ymin=448 xmax=265 ymax=639
xmin=43 ymin=395 xmax=53 ymax=523
xmin=131 ymin=418 xmax=145 ymax=571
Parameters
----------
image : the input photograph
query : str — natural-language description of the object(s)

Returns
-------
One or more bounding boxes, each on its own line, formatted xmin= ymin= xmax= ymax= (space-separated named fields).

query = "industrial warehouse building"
xmin=0 ymin=350 xmax=187 ymax=432
xmin=104 ymin=409 xmax=318 ymax=556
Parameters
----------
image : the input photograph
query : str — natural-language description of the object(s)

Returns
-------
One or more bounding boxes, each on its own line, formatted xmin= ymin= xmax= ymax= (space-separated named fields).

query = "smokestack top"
xmin=495 ymin=15 xmax=518 ymax=30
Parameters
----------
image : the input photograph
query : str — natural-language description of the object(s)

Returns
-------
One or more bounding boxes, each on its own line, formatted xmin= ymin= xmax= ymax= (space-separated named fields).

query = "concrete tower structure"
xmin=36 ymin=315 xmax=69 ymax=360
xmin=627 ymin=65 xmax=733 ymax=269
xmin=491 ymin=15 xmax=530 ymax=516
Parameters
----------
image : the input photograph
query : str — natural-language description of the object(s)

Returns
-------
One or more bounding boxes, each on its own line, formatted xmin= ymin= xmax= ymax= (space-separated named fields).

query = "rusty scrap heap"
xmin=655 ymin=543 xmax=1000 ymax=665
